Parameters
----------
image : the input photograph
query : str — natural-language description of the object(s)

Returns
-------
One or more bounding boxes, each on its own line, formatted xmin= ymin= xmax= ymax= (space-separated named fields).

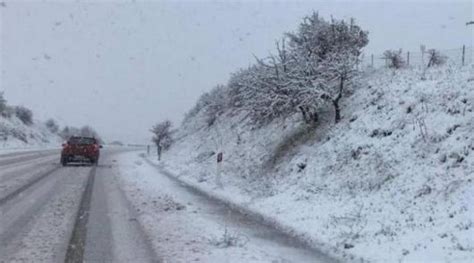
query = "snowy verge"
xmin=114 ymin=151 xmax=336 ymax=262
xmin=0 ymin=115 xmax=62 ymax=153
xmin=143 ymin=155 xmax=360 ymax=263
xmin=156 ymin=64 xmax=474 ymax=262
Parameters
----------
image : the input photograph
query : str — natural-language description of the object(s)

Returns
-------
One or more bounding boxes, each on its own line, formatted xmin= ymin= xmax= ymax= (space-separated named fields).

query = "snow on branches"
xmin=185 ymin=12 xmax=368 ymax=127
xmin=151 ymin=120 xmax=173 ymax=160
xmin=383 ymin=49 xmax=405 ymax=69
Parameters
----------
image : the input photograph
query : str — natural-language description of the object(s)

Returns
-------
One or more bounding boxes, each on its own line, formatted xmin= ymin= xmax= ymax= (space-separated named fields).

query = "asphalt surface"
xmin=0 ymin=148 xmax=156 ymax=263
xmin=0 ymin=148 xmax=336 ymax=263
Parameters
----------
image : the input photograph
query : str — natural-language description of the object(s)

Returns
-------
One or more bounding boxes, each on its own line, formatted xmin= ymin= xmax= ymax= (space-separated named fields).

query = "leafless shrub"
xmin=413 ymin=116 xmax=428 ymax=142
xmin=209 ymin=227 xmax=248 ymax=248
xmin=426 ymin=49 xmax=447 ymax=67
xmin=374 ymin=223 xmax=397 ymax=241
xmin=10 ymin=127 xmax=28 ymax=143
xmin=383 ymin=49 xmax=405 ymax=69
xmin=14 ymin=106 xmax=33 ymax=125
xmin=330 ymin=203 xmax=367 ymax=245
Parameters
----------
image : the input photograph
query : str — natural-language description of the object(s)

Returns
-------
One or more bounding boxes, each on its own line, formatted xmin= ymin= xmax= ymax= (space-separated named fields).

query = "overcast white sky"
xmin=0 ymin=0 xmax=472 ymax=143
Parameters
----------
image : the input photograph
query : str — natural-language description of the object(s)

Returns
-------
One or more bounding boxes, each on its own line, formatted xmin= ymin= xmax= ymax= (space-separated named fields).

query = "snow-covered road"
xmin=0 ymin=148 xmax=157 ymax=263
xmin=0 ymin=149 xmax=336 ymax=262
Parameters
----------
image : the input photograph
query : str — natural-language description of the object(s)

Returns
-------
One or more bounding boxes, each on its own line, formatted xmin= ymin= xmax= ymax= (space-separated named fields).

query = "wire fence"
xmin=359 ymin=45 xmax=473 ymax=69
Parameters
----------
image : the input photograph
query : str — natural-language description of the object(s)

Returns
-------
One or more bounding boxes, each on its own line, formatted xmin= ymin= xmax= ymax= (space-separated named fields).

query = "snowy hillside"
xmin=157 ymin=63 xmax=474 ymax=262
xmin=0 ymin=115 xmax=62 ymax=151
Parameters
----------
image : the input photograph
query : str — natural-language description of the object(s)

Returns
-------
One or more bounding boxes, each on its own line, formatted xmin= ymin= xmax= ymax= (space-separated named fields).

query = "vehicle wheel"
xmin=61 ymin=156 xmax=68 ymax=166
xmin=91 ymin=158 xmax=98 ymax=166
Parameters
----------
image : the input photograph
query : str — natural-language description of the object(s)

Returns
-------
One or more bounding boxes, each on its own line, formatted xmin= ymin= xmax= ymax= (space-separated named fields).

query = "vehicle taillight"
xmin=93 ymin=144 xmax=99 ymax=151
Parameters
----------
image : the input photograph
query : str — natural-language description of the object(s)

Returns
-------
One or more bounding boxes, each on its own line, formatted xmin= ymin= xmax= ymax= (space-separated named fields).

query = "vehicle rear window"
xmin=68 ymin=137 xmax=96 ymax=145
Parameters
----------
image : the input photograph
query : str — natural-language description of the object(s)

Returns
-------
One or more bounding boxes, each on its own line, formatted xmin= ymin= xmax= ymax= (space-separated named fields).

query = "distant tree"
xmin=60 ymin=126 xmax=69 ymax=139
xmin=150 ymin=120 xmax=172 ymax=160
xmin=79 ymin=125 xmax=100 ymax=139
xmin=426 ymin=49 xmax=447 ymax=67
xmin=109 ymin=140 xmax=124 ymax=146
xmin=60 ymin=126 xmax=75 ymax=139
xmin=14 ymin=106 xmax=33 ymax=125
xmin=59 ymin=125 xmax=101 ymax=141
xmin=383 ymin=49 xmax=405 ymax=69
xmin=0 ymin=92 xmax=6 ymax=116
xmin=45 ymin=118 xmax=59 ymax=133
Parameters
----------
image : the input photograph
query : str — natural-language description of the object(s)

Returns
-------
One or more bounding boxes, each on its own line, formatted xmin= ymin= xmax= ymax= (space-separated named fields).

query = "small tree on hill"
xmin=202 ymin=85 xmax=229 ymax=126
xmin=45 ymin=119 xmax=59 ymax=133
xmin=317 ymin=51 xmax=360 ymax=123
xmin=287 ymin=14 xmax=369 ymax=123
xmin=14 ymin=106 xmax=33 ymax=125
xmin=150 ymin=120 xmax=172 ymax=161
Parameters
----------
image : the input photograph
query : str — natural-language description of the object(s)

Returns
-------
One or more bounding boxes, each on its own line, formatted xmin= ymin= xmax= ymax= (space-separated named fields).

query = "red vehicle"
xmin=61 ymin=136 xmax=102 ymax=166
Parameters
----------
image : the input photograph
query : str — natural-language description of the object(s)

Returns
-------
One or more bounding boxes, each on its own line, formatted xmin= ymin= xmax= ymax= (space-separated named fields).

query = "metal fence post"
xmin=462 ymin=45 xmax=466 ymax=66
xmin=407 ymin=51 xmax=410 ymax=66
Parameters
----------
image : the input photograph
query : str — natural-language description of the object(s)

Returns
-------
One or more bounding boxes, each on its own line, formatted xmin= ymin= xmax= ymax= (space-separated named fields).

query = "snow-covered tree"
xmin=150 ymin=120 xmax=172 ymax=160
xmin=45 ymin=118 xmax=59 ymax=133
xmin=79 ymin=125 xmax=101 ymax=140
xmin=60 ymin=126 xmax=81 ymax=140
xmin=60 ymin=126 xmax=71 ymax=139
xmin=202 ymin=85 xmax=230 ymax=126
xmin=228 ymin=62 xmax=299 ymax=125
xmin=226 ymin=39 xmax=322 ymax=125
xmin=426 ymin=49 xmax=447 ymax=67
xmin=316 ymin=51 xmax=361 ymax=123
xmin=286 ymin=14 xmax=368 ymax=61
xmin=185 ymin=12 xmax=369 ymax=126
xmin=286 ymin=14 xmax=368 ymax=123
xmin=14 ymin=106 xmax=33 ymax=125
xmin=383 ymin=49 xmax=405 ymax=69
xmin=0 ymin=92 xmax=7 ymax=115
xmin=59 ymin=125 xmax=101 ymax=141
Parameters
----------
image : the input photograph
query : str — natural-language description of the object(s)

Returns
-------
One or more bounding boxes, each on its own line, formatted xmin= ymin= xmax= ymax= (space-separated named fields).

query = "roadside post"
xmin=216 ymin=152 xmax=223 ymax=188
xmin=147 ymin=145 xmax=150 ymax=155
xmin=420 ymin=45 xmax=426 ymax=80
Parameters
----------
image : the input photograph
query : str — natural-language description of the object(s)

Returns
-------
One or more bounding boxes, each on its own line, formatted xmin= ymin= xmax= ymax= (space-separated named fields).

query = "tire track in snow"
xmin=65 ymin=166 xmax=97 ymax=263
xmin=0 ymin=150 xmax=58 ymax=167
xmin=0 ymin=167 xmax=69 ymax=256
xmin=0 ymin=165 xmax=61 ymax=206
xmin=0 ymin=155 xmax=58 ymax=183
